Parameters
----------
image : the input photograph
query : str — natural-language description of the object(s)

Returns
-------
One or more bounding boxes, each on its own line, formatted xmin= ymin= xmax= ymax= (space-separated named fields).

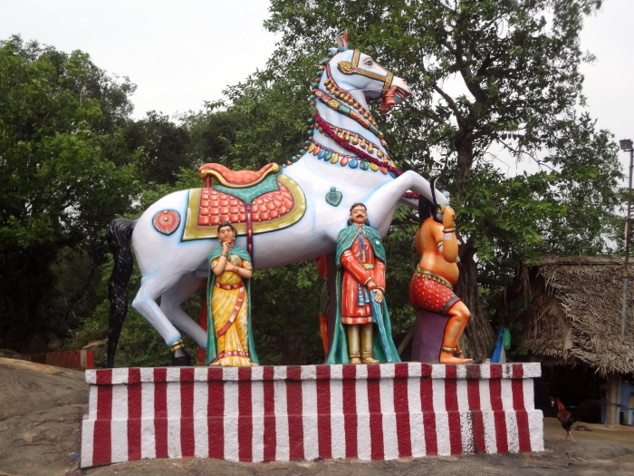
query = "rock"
xmin=0 ymin=358 xmax=87 ymax=476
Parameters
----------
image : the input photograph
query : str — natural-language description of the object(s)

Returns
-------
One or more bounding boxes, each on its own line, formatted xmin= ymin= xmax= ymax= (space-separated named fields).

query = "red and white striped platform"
xmin=80 ymin=362 xmax=543 ymax=468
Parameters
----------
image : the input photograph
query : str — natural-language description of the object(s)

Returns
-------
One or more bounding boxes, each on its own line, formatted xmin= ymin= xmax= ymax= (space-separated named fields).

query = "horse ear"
xmin=335 ymin=30 xmax=348 ymax=48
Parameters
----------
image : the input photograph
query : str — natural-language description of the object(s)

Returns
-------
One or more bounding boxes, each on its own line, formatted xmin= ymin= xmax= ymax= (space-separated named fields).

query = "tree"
xmin=181 ymin=64 xmax=336 ymax=176
xmin=259 ymin=0 xmax=623 ymax=359
xmin=0 ymin=36 xmax=140 ymax=349
xmin=183 ymin=105 xmax=259 ymax=169
xmin=121 ymin=111 xmax=190 ymax=186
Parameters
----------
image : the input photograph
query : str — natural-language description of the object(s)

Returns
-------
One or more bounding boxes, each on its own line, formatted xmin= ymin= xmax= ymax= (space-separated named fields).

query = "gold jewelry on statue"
xmin=415 ymin=268 xmax=453 ymax=289
xmin=170 ymin=339 xmax=185 ymax=352
xmin=443 ymin=227 xmax=456 ymax=233
xmin=440 ymin=345 xmax=457 ymax=353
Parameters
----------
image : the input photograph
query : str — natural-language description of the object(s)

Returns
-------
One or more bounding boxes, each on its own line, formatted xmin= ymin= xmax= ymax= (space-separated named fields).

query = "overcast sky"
xmin=2 ymin=0 xmax=633 ymax=170
xmin=0 ymin=0 xmax=278 ymax=118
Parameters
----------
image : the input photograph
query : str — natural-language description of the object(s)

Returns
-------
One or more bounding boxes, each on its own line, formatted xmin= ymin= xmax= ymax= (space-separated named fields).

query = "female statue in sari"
xmin=206 ymin=222 xmax=258 ymax=366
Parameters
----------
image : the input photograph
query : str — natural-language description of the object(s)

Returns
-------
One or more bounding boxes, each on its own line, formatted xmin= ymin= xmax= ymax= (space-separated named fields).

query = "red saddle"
xmin=180 ymin=163 xmax=306 ymax=242
xmin=198 ymin=163 xmax=280 ymax=188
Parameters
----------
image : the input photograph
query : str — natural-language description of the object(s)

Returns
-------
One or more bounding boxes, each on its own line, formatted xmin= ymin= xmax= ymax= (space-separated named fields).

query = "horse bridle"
xmin=336 ymin=49 xmax=394 ymax=93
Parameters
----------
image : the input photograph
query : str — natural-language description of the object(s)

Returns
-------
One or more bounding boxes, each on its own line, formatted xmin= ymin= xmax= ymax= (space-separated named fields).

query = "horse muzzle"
xmin=380 ymin=80 xmax=411 ymax=115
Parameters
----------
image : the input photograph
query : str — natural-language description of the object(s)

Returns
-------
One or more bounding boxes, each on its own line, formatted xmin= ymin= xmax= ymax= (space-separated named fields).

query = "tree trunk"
xmin=453 ymin=134 xmax=475 ymax=197
xmin=452 ymin=135 xmax=495 ymax=361
xmin=455 ymin=242 xmax=496 ymax=362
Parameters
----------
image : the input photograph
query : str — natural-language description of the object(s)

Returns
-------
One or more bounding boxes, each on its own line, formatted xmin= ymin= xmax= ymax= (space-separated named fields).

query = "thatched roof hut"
xmin=511 ymin=256 xmax=634 ymax=378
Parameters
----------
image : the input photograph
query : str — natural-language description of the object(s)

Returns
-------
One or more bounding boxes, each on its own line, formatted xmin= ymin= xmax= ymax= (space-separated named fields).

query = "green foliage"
xmin=182 ymin=105 xmax=265 ymax=169
xmin=381 ymin=205 xmax=420 ymax=335
xmin=0 ymin=36 xmax=140 ymax=349
xmin=263 ymin=1 xmax=622 ymax=356
xmin=46 ymin=247 xmax=102 ymax=337
xmin=250 ymin=262 xmax=325 ymax=365
xmin=121 ymin=111 xmax=191 ymax=185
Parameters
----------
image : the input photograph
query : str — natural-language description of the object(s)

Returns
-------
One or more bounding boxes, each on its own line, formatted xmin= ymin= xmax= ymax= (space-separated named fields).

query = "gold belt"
xmin=361 ymin=263 xmax=375 ymax=270
xmin=415 ymin=267 xmax=452 ymax=290
xmin=215 ymin=282 xmax=244 ymax=290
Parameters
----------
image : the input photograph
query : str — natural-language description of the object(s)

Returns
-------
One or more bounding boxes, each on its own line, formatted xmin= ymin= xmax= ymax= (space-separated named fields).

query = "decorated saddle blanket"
xmin=180 ymin=173 xmax=305 ymax=241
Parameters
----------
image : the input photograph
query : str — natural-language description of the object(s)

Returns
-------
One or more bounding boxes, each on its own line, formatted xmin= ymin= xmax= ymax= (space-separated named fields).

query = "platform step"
xmin=81 ymin=362 xmax=543 ymax=468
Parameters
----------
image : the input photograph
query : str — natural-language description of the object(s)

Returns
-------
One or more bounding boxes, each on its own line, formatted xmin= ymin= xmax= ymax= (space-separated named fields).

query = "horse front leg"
xmin=365 ymin=171 xmax=448 ymax=233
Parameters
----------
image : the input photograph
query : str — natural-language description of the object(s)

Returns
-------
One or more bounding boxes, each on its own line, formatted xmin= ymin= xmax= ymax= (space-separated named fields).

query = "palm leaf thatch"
xmin=513 ymin=256 xmax=634 ymax=377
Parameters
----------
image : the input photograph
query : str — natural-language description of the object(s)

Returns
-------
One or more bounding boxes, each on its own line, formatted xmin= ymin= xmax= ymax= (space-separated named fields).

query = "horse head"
xmin=324 ymin=41 xmax=411 ymax=115
xmin=298 ymin=34 xmax=412 ymax=176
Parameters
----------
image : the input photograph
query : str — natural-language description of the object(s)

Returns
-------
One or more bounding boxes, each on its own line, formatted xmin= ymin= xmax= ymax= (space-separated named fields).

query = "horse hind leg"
xmin=160 ymin=276 xmax=208 ymax=349
xmin=132 ymin=275 xmax=193 ymax=366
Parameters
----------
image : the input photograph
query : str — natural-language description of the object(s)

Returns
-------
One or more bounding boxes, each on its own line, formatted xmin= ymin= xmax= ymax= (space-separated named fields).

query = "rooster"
xmin=555 ymin=397 xmax=579 ymax=442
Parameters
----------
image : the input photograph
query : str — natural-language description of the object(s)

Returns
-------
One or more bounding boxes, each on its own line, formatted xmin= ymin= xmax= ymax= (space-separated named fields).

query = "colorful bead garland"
xmin=313 ymin=113 xmax=402 ymax=177
xmin=305 ymin=138 xmax=389 ymax=175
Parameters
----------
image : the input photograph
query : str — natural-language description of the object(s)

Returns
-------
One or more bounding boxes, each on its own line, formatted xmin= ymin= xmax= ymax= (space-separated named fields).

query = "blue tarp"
xmin=491 ymin=327 xmax=511 ymax=363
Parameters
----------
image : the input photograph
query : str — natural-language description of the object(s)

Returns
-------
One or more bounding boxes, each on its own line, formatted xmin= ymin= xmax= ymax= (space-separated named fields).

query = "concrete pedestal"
xmin=81 ymin=362 xmax=544 ymax=468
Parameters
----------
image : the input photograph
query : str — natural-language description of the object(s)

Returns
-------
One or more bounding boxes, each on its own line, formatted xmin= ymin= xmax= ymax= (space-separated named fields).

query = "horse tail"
xmin=419 ymin=177 xmax=438 ymax=225
xmin=428 ymin=176 xmax=444 ymax=224
xmin=418 ymin=194 xmax=426 ymax=225
xmin=106 ymin=218 xmax=136 ymax=368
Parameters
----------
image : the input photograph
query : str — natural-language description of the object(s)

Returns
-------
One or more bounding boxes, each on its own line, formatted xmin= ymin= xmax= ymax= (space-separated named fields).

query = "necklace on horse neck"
xmin=314 ymin=113 xmax=391 ymax=163
xmin=306 ymin=136 xmax=389 ymax=174
xmin=312 ymin=113 xmax=402 ymax=177
xmin=319 ymin=76 xmax=381 ymax=127
xmin=322 ymin=63 xmax=380 ymax=129
xmin=314 ymin=89 xmax=385 ymax=142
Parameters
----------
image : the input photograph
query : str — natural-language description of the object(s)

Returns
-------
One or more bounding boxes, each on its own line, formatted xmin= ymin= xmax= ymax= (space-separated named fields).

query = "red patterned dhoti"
xmin=409 ymin=268 xmax=461 ymax=315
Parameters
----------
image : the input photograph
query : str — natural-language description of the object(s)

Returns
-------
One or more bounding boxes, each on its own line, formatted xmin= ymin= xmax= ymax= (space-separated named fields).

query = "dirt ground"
xmin=1 ymin=357 xmax=633 ymax=476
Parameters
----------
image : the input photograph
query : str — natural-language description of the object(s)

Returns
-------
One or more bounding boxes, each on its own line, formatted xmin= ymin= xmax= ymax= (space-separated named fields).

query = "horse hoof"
xmin=170 ymin=347 xmax=192 ymax=366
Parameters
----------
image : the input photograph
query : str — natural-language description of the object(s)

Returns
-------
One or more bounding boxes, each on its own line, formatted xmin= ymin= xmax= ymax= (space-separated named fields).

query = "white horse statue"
xmin=106 ymin=32 xmax=448 ymax=367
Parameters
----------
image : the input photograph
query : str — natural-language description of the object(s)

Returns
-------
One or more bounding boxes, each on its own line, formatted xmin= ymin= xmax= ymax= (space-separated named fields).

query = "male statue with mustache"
xmin=326 ymin=203 xmax=400 ymax=364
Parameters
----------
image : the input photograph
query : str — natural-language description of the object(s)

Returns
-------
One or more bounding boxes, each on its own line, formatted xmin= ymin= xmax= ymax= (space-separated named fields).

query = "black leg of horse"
xmin=106 ymin=218 xmax=136 ymax=368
